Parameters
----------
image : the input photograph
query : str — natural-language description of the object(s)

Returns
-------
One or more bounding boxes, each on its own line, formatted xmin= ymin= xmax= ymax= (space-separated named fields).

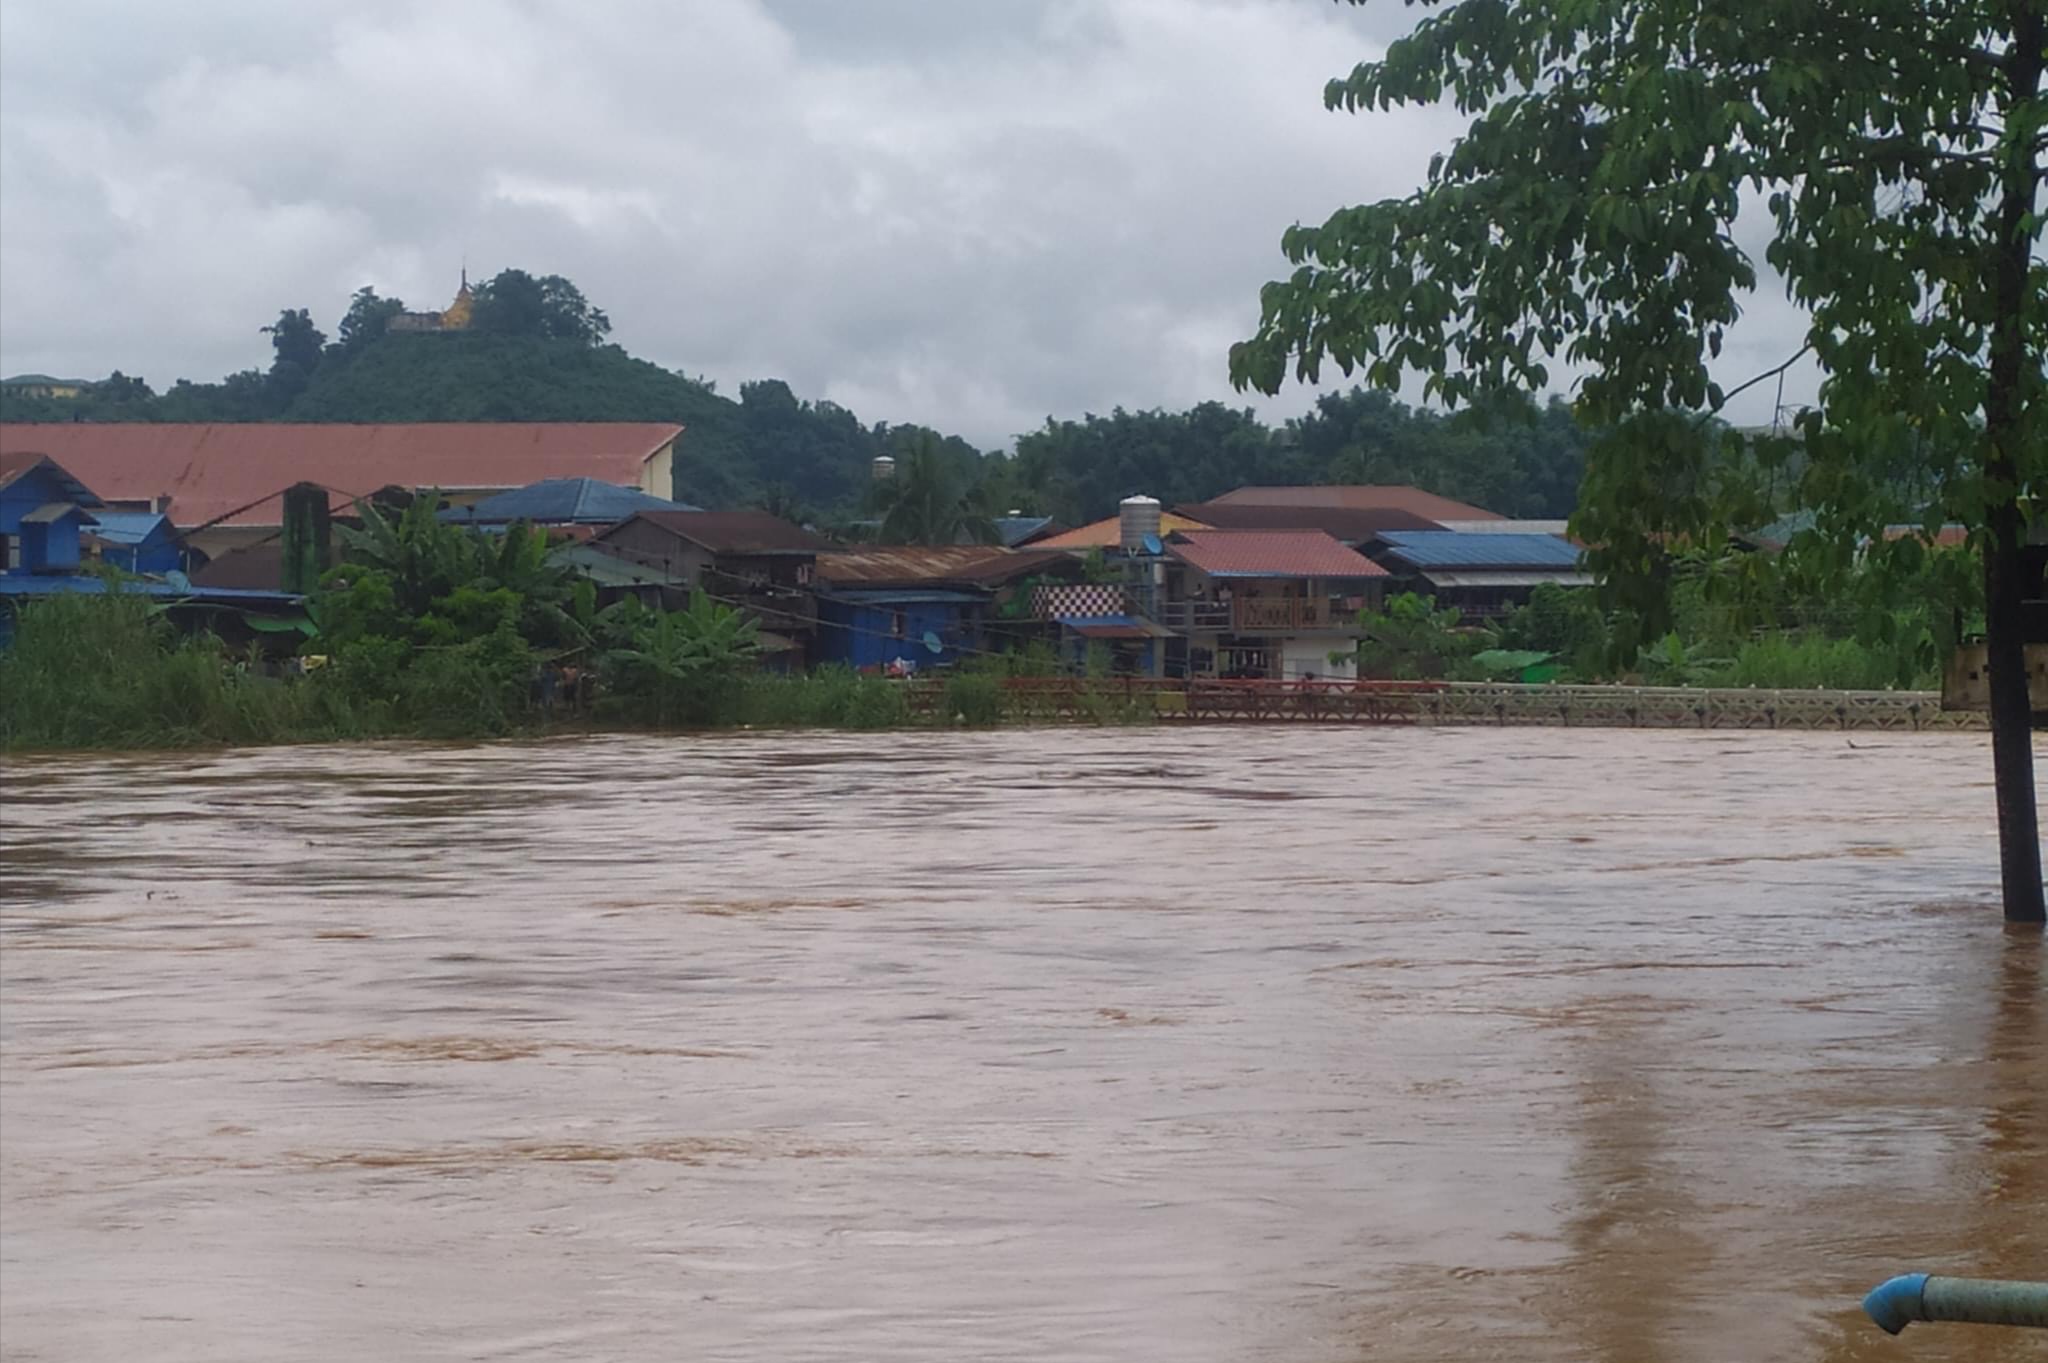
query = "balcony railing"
xmin=1151 ymin=600 xmax=1233 ymax=632
xmin=1232 ymin=598 xmax=1338 ymax=632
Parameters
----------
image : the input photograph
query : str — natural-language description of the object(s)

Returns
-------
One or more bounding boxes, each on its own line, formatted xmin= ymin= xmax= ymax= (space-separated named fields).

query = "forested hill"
xmin=0 ymin=268 xmax=1591 ymax=521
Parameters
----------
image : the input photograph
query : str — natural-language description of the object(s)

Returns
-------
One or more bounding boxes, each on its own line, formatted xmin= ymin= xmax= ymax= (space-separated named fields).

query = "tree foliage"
xmin=469 ymin=269 xmax=612 ymax=346
xmin=875 ymin=431 xmax=998 ymax=545
xmin=1233 ymin=0 xmax=2044 ymax=919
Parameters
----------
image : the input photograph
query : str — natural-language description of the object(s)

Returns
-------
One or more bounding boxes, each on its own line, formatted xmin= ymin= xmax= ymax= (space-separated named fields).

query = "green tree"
xmin=469 ymin=269 xmax=612 ymax=345
xmin=263 ymin=307 xmax=326 ymax=406
xmin=1232 ymin=0 xmax=2044 ymax=923
xmin=875 ymin=431 xmax=998 ymax=545
xmin=333 ymin=286 xmax=406 ymax=355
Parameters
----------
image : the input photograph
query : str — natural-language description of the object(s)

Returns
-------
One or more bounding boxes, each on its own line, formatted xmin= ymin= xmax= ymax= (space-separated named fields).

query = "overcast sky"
xmin=0 ymin=0 xmax=1818 ymax=447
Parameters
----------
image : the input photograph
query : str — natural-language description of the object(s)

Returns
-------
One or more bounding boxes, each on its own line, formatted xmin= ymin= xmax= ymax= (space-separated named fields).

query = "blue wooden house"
xmin=809 ymin=546 xmax=1082 ymax=671
xmin=86 ymin=511 xmax=183 ymax=575
xmin=1 ymin=452 xmax=102 ymax=575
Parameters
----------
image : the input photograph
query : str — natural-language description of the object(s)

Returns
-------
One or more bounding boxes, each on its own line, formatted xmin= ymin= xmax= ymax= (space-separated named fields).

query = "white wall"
xmin=1281 ymin=635 xmax=1356 ymax=680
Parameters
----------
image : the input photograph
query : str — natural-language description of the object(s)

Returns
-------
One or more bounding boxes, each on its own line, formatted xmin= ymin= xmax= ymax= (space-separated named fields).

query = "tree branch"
xmin=1695 ymin=343 xmax=1815 ymax=428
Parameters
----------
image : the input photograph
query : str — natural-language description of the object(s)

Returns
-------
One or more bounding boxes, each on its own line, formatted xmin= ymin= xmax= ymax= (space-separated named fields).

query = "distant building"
xmin=0 ymin=452 xmax=102 ymax=574
xmin=439 ymin=477 xmax=698 ymax=534
xmin=85 ymin=511 xmax=182 ymax=576
xmin=809 ymin=546 xmax=1081 ymax=671
xmin=1035 ymin=510 xmax=1212 ymax=552
xmin=1363 ymin=530 xmax=1590 ymax=617
xmin=1202 ymin=484 xmax=1504 ymax=523
xmin=1174 ymin=499 xmax=1442 ymax=544
xmin=387 ymin=273 xmax=477 ymax=334
xmin=1158 ymin=530 xmax=1389 ymax=680
xmin=0 ymin=422 xmax=687 ymax=559
xmin=0 ymin=375 xmax=92 ymax=401
xmin=591 ymin=510 xmax=829 ymax=648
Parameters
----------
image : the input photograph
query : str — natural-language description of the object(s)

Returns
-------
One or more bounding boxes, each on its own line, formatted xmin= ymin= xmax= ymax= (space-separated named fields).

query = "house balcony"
xmin=1231 ymin=597 xmax=1348 ymax=633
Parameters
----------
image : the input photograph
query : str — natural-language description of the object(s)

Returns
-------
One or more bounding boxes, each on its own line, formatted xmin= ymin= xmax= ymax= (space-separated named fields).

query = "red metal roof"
xmin=815 ymin=545 xmax=1075 ymax=588
xmin=1206 ymin=485 xmax=1503 ymax=521
xmin=1168 ymin=530 xmax=1389 ymax=580
xmin=0 ymin=423 xmax=683 ymax=529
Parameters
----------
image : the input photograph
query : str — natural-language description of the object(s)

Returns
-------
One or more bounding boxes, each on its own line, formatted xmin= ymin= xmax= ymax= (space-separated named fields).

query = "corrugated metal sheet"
xmin=85 ymin=511 xmax=174 ymax=545
xmin=992 ymin=516 xmax=1059 ymax=546
xmin=1207 ymin=485 xmax=1503 ymax=521
xmin=1034 ymin=511 xmax=1211 ymax=550
xmin=0 ymin=452 xmax=102 ymax=504
xmin=1373 ymin=531 xmax=1583 ymax=569
xmin=815 ymin=589 xmax=988 ymax=605
xmin=1421 ymin=569 xmax=1597 ymax=588
xmin=622 ymin=510 xmax=829 ymax=555
xmin=1432 ymin=518 xmax=1574 ymax=537
xmin=443 ymin=477 xmax=695 ymax=525
xmin=1175 ymin=501 xmax=1441 ymax=539
xmin=1058 ymin=613 xmax=1172 ymax=639
xmin=0 ymin=423 xmax=683 ymax=529
xmin=814 ymin=546 xmax=1071 ymax=588
xmin=1168 ymin=530 xmax=1389 ymax=580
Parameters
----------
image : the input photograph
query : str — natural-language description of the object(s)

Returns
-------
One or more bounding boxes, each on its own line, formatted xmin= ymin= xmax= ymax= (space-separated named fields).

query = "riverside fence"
xmin=907 ymin=678 xmax=1985 ymax=731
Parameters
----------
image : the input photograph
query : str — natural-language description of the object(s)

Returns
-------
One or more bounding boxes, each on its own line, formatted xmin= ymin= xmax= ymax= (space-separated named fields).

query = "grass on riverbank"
xmin=0 ymin=593 xmax=1156 ymax=751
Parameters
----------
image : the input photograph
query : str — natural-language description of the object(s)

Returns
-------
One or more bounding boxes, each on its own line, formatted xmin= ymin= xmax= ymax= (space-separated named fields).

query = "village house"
xmin=0 ymin=451 xmax=295 ymax=644
xmin=809 ymin=545 xmax=1081 ymax=671
xmin=1155 ymin=529 xmax=1389 ymax=680
xmin=590 ymin=510 xmax=829 ymax=661
xmin=0 ymin=452 xmax=101 ymax=576
xmin=439 ymin=477 xmax=697 ymax=535
xmin=1363 ymin=529 xmax=1590 ymax=618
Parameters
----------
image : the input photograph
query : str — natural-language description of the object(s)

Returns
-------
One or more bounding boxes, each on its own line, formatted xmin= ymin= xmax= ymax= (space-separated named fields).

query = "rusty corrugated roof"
xmin=1206 ymin=485 xmax=1503 ymax=521
xmin=0 ymin=423 xmax=684 ymax=529
xmin=1168 ymin=530 xmax=1389 ymax=580
xmin=814 ymin=545 xmax=1073 ymax=588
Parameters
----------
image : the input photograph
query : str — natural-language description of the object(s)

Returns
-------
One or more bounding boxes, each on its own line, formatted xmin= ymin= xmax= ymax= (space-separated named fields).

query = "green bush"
xmin=943 ymin=672 xmax=1003 ymax=726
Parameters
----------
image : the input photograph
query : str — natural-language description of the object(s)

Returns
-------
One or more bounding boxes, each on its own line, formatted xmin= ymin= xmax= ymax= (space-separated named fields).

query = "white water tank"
xmin=872 ymin=455 xmax=896 ymax=481
xmin=1119 ymin=495 xmax=1162 ymax=552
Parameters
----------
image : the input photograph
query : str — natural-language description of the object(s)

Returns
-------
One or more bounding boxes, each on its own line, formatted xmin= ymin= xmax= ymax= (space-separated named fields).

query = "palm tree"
xmin=875 ymin=433 xmax=998 ymax=546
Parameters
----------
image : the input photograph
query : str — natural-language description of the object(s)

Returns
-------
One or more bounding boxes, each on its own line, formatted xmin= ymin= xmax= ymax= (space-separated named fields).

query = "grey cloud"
xmin=0 ymin=0 xmax=1815 ymax=445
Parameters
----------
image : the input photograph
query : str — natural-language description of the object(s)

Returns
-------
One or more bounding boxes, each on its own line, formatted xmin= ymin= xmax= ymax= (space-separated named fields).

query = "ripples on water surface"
xmin=0 ymin=728 xmax=2041 ymax=1362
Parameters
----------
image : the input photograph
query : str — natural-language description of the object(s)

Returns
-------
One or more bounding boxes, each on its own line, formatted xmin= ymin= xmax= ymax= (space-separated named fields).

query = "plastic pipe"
xmin=1863 ymin=1274 xmax=2048 ymax=1334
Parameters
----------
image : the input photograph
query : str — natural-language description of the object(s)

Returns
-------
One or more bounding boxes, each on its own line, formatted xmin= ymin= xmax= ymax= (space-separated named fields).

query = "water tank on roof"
xmin=872 ymin=455 xmax=896 ymax=482
xmin=1119 ymin=495 xmax=1162 ymax=553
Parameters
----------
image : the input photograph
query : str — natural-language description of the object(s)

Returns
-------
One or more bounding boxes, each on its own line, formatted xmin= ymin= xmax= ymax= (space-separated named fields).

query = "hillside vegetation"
xmin=2 ymin=269 xmax=1591 ymax=522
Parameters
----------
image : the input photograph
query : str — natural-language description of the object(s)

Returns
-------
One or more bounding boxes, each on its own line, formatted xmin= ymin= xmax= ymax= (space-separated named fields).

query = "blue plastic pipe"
xmin=1863 ymin=1274 xmax=2048 ymax=1334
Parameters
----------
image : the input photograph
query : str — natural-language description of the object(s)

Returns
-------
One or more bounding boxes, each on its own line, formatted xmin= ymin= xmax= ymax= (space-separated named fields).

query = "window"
xmin=0 ymin=534 xmax=15 ymax=571
xmin=890 ymin=611 xmax=907 ymax=638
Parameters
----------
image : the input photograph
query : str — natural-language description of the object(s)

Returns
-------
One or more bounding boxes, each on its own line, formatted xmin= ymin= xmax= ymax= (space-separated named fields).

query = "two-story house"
xmin=589 ymin=510 xmax=829 ymax=650
xmin=1154 ymin=530 xmax=1390 ymax=680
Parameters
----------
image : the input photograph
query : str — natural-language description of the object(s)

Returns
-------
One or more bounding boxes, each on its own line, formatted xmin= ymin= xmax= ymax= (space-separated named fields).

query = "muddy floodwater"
xmin=1 ymin=728 xmax=2042 ymax=1362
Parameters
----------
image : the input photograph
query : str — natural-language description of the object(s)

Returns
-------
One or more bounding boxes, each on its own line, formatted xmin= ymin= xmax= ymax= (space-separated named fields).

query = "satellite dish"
xmin=1142 ymin=533 xmax=1163 ymax=556
xmin=164 ymin=569 xmax=192 ymax=592
xmin=922 ymin=630 xmax=944 ymax=655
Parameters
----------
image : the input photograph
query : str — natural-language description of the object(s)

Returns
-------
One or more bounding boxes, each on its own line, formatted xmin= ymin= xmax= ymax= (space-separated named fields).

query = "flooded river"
xmin=1 ymin=728 xmax=2041 ymax=1361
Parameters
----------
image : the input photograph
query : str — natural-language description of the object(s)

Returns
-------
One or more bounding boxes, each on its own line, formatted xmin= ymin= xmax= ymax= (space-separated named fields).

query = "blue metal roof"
xmin=1373 ymin=530 xmax=1583 ymax=569
xmin=992 ymin=516 xmax=1056 ymax=547
xmin=441 ymin=478 xmax=697 ymax=525
xmin=818 ymin=589 xmax=987 ymax=606
xmin=86 ymin=511 xmax=173 ymax=546
xmin=0 ymin=575 xmax=299 ymax=605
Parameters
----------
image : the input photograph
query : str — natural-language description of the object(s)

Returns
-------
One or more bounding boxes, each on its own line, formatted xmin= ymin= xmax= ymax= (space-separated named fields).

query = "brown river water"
xmin=0 ymin=728 xmax=2041 ymax=1362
